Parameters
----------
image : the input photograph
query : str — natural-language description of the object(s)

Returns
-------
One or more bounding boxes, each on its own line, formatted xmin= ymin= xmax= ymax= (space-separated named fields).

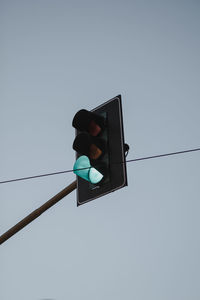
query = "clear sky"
xmin=1 ymin=0 xmax=200 ymax=299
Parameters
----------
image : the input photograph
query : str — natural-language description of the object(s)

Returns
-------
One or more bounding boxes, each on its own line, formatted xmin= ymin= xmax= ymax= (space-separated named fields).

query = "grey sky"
xmin=1 ymin=0 xmax=200 ymax=299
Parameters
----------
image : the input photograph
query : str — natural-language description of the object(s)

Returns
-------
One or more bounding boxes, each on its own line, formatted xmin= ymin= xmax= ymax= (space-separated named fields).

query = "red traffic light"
xmin=72 ymin=109 xmax=105 ymax=137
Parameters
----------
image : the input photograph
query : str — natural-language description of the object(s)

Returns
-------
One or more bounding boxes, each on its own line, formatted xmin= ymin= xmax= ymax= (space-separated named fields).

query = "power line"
xmin=0 ymin=147 xmax=200 ymax=185
xmin=126 ymin=147 xmax=200 ymax=163
xmin=0 ymin=169 xmax=74 ymax=185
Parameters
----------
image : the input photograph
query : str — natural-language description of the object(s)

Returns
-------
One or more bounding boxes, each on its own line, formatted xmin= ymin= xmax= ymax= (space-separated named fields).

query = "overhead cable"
xmin=0 ymin=147 xmax=200 ymax=185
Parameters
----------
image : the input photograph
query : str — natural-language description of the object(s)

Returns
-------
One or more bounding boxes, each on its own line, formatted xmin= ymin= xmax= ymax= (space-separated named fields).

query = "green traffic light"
xmin=73 ymin=155 xmax=103 ymax=184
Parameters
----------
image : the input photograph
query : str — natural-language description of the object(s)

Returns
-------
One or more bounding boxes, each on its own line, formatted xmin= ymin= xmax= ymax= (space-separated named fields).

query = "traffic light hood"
xmin=72 ymin=109 xmax=106 ymax=136
xmin=72 ymin=132 xmax=106 ymax=160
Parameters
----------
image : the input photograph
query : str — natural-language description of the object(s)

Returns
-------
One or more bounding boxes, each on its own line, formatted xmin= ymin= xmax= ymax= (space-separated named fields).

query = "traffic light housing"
xmin=72 ymin=95 xmax=128 ymax=205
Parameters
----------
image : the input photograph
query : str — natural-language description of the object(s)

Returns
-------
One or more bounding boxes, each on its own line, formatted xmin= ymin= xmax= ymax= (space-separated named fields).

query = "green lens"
xmin=73 ymin=155 xmax=103 ymax=184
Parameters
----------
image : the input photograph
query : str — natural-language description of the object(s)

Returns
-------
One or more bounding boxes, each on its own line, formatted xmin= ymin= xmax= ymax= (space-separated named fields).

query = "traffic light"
xmin=72 ymin=95 xmax=128 ymax=205
xmin=72 ymin=108 xmax=109 ymax=186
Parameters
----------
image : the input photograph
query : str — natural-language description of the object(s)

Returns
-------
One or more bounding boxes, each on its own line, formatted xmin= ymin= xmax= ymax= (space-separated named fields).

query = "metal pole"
xmin=0 ymin=180 xmax=77 ymax=245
